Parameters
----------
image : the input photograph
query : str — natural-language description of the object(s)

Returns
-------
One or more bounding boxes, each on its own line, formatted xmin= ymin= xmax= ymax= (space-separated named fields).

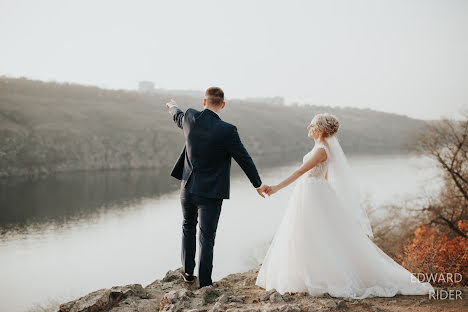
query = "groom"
xmin=166 ymin=87 xmax=270 ymax=288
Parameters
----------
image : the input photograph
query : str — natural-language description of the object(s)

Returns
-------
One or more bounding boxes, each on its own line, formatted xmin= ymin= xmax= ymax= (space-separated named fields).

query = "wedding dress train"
xmin=255 ymin=141 xmax=434 ymax=298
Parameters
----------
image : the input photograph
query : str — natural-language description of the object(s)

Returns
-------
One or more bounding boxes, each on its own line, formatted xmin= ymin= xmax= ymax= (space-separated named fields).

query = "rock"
xmin=229 ymin=295 xmax=245 ymax=303
xmin=210 ymin=301 xmax=224 ymax=312
xmin=243 ymin=275 xmax=257 ymax=286
xmin=179 ymin=288 xmax=192 ymax=298
xmin=159 ymin=289 xmax=191 ymax=311
xmin=111 ymin=284 xmax=147 ymax=299
xmin=296 ymin=292 xmax=309 ymax=297
xmin=217 ymin=294 xmax=229 ymax=304
xmin=59 ymin=284 xmax=146 ymax=312
xmin=109 ymin=298 xmax=160 ymax=312
xmin=233 ymin=307 xmax=260 ymax=312
xmin=303 ymin=303 xmax=323 ymax=312
xmin=260 ymin=303 xmax=280 ymax=312
xmin=269 ymin=292 xmax=284 ymax=303
xmin=336 ymin=299 xmax=347 ymax=309
xmin=278 ymin=304 xmax=302 ymax=312
xmin=58 ymin=266 xmax=462 ymax=312
xmin=198 ymin=286 xmax=220 ymax=305
xmin=162 ymin=268 xmax=182 ymax=283
xmin=261 ymin=289 xmax=277 ymax=301
xmin=319 ymin=298 xmax=337 ymax=309
xmin=282 ymin=292 xmax=295 ymax=302
xmin=145 ymin=287 xmax=164 ymax=300
xmin=226 ymin=302 xmax=244 ymax=309
xmin=161 ymin=284 xmax=173 ymax=290
xmin=161 ymin=303 xmax=183 ymax=312
xmin=161 ymin=289 xmax=188 ymax=304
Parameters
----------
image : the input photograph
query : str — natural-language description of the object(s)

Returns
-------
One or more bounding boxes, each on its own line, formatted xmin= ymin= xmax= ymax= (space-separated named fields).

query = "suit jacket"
xmin=169 ymin=106 xmax=262 ymax=199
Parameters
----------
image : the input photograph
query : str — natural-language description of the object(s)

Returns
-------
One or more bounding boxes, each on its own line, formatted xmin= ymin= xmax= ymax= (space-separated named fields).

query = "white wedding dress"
xmin=255 ymin=140 xmax=434 ymax=298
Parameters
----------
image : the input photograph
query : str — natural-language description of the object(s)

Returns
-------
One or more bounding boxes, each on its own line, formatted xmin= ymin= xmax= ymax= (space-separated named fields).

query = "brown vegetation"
xmin=373 ymin=115 xmax=468 ymax=287
xmin=415 ymin=115 xmax=468 ymax=238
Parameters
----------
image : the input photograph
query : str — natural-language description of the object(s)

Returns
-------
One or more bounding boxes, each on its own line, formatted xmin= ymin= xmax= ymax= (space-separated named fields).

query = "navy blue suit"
xmin=168 ymin=106 xmax=262 ymax=287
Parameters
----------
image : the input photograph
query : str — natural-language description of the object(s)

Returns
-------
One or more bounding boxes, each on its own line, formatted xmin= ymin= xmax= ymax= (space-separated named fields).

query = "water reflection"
xmin=0 ymin=166 xmax=179 ymax=238
xmin=0 ymin=151 xmax=306 ymax=240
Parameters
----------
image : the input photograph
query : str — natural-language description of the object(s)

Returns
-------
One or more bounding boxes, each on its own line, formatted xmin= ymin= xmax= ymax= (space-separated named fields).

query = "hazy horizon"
xmin=1 ymin=0 xmax=467 ymax=120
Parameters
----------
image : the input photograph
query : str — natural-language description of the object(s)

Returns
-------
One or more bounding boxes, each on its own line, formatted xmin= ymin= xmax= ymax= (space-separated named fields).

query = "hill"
xmin=0 ymin=77 xmax=425 ymax=178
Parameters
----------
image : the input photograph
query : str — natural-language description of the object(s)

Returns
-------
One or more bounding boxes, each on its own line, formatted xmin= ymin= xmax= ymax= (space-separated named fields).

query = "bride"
xmin=255 ymin=113 xmax=434 ymax=299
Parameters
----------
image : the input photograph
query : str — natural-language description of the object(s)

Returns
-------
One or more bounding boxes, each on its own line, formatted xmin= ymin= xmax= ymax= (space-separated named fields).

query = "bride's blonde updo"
xmin=309 ymin=113 xmax=340 ymax=138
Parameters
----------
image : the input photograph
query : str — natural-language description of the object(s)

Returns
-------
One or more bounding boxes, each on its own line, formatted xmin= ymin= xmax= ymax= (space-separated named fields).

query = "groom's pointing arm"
xmin=225 ymin=125 xmax=262 ymax=189
xmin=168 ymin=106 xmax=185 ymax=129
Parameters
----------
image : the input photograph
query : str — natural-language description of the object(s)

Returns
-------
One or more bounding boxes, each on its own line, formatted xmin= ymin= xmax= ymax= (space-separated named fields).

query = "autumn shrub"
xmin=401 ymin=221 xmax=468 ymax=287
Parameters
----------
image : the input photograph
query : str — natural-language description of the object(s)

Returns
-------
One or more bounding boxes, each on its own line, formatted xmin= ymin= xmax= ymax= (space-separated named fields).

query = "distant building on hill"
xmin=138 ymin=81 xmax=155 ymax=93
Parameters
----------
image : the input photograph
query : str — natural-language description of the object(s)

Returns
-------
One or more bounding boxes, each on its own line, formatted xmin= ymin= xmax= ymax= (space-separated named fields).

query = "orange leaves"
xmin=458 ymin=220 xmax=468 ymax=233
xmin=401 ymin=222 xmax=468 ymax=286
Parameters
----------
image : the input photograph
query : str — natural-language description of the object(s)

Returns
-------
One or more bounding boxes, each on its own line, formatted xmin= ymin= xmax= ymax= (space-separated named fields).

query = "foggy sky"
xmin=1 ymin=0 xmax=467 ymax=120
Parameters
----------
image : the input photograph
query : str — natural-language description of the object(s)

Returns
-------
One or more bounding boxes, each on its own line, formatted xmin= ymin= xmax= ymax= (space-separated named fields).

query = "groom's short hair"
xmin=205 ymin=87 xmax=224 ymax=106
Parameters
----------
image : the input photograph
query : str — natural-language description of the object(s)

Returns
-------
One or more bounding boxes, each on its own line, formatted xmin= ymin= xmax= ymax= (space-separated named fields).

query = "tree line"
xmin=0 ymin=77 xmax=426 ymax=178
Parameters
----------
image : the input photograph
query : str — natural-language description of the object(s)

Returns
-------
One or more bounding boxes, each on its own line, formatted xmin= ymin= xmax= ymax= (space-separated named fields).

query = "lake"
xmin=0 ymin=154 xmax=442 ymax=312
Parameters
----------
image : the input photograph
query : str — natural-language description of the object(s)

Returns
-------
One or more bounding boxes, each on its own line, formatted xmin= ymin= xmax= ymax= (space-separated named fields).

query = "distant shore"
xmin=0 ymin=77 xmax=425 ymax=179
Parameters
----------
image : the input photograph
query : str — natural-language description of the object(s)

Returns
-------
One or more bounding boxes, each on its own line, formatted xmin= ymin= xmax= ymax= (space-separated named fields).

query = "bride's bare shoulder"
xmin=309 ymin=144 xmax=328 ymax=162
xmin=314 ymin=142 xmax=329 ymax=155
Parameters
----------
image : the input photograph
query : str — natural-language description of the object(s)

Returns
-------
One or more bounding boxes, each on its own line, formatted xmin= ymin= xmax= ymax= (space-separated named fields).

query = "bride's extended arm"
xmin=266 ymin=148 xmax=327 ymax=196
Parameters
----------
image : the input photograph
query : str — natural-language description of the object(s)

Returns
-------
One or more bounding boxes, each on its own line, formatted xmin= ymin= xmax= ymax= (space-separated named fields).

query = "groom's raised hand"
xmin=256 ymin=185 xmax=271 ymax=198
xmin=166 ymin=99 xmax=176 ymax=109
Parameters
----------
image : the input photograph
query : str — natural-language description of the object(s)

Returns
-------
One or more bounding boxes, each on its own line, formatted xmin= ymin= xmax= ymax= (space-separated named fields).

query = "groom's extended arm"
xmin=225 ymin=125 xmax=262 ymax=189
xmin=168 ymin=105 xmax=184 ymax=129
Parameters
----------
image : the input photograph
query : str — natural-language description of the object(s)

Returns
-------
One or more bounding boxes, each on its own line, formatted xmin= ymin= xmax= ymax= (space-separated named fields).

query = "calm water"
xmin=0 ymin=154 xmax=441 ymax=312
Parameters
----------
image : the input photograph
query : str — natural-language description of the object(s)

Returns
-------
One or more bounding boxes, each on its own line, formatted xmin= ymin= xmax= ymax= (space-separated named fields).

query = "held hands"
xmin=256 ymin=185 xmax=271 ymax=198
xmin=256 ymin=184 xmax=280 ymax=198
xmin=166 ymin=99 xmax=176 ymax=109
xmin=265 ymin=185 xmax=280 ymax=196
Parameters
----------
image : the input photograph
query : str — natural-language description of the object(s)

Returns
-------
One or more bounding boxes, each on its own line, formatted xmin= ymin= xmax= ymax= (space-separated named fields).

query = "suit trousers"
xmin=180 ymin=186 xmax=223 ymax=288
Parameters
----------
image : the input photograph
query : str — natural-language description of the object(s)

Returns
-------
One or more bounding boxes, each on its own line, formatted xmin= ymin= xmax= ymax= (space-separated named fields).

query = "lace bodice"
xmin=302 ymin=143 xmax=329 ymax=178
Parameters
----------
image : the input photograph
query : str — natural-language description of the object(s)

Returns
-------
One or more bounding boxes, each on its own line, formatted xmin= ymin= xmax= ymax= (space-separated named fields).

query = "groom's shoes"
xmin=181 ymin=271 xmax=195 ymax=283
